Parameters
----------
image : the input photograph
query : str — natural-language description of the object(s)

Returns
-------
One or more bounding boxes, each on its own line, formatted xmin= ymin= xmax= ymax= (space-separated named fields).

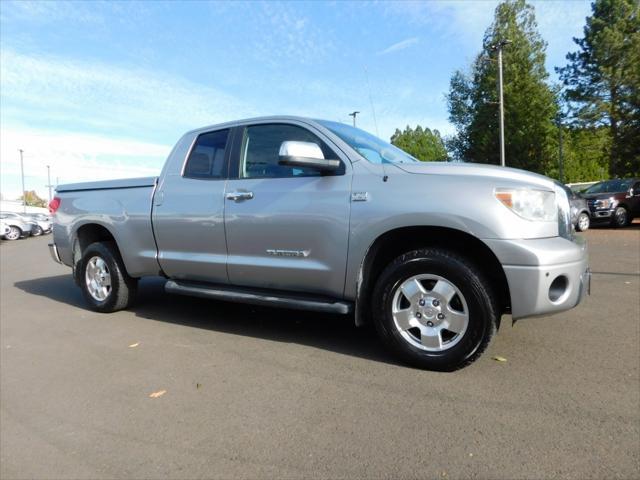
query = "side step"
xmin=165 ymin=280 xmax=353 ymax=315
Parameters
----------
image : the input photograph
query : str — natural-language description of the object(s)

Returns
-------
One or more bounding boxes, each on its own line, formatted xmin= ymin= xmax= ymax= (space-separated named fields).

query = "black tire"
xmin=372 ymin=248 xmax=498 ymax=371
xmin=31 ymin=225 xmax=43 ymax=236
xmin=611 ymin=206 xmax=630 ymax=228
xmin=4 ymin=226 xmax=22 ymax=241
xmin=576 ymin=212 xmax=590 ymax=232
xmin=79 ymin=241 xmax=138 ymax=312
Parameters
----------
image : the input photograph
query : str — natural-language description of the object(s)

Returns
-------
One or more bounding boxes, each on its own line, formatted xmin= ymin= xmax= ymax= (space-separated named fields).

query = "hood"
xmin=393 ymin=162 xmax=555 ymax=189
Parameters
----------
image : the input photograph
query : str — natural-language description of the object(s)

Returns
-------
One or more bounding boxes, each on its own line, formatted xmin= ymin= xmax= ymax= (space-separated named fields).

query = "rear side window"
xmin=183 ymin=129 xmax=229 ymax=179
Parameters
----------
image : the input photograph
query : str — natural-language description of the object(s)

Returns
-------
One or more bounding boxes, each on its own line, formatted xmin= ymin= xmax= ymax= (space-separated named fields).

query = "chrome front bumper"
xmin=48 ymin=243 xmax=63 ymax=264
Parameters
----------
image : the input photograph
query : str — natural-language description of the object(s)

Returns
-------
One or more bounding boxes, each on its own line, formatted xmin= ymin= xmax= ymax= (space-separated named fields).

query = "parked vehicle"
xmin=0 ymin=220 xmax=10 ymax=239
xmin=48 ymin=116 xmax=590 ymax=370
xmin=581 ymin=178 xmax=640 ymax=227
xmin=24 ymin=213 xmax=53 ymax=236
xmin=562 ymin=184 xmax=590 ymax=232
xmin=0 ymin=212 xmax=36 ymax=241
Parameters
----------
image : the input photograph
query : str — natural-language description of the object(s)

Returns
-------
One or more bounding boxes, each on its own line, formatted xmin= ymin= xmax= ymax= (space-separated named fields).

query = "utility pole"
xmin=557 ymin=122 xmax=564 ymax=183
xmin=19 ymin=149 xmax=26 ymax=213
xmin=491 ymin=40 xmax=510 ymax=167
xmin=46 ymin=165 xmax=53 ymax=203
xmin=348 ymin=111 xmax=360 ymax=127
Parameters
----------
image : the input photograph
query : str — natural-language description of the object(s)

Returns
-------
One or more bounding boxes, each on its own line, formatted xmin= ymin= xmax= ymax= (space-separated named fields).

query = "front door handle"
xmin=225 ymin=191 xmax=254 ymax=201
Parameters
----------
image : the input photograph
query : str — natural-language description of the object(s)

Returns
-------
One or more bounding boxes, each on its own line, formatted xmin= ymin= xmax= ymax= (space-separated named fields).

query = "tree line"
xmin=391 ymin=0 xmax=639 ymax=182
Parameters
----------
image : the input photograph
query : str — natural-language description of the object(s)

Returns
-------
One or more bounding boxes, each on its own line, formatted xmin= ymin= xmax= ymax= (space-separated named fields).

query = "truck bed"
xmin=56 ymin=177 xmax=157 ymax=192
xmin=53 ymin=176 xmax=159 ymax=278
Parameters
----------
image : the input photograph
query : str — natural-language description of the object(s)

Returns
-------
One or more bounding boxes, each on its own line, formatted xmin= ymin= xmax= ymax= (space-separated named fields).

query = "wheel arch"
xmin=354 ymin=226 xmax=511 ymax=327
xmin=71 ymin=222 xmax=126 ymax=284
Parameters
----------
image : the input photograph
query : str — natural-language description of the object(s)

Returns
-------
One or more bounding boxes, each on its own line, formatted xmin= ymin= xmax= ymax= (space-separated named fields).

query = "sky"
xmin=0 ymin=0 xmax=592 ymax=200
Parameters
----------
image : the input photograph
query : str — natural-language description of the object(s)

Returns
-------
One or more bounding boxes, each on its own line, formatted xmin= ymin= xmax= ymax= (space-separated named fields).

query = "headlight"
xmin=594 ymin=198 xmax=617 ymax=209
xmin=495 ymin=188 xmax=556 ymax=221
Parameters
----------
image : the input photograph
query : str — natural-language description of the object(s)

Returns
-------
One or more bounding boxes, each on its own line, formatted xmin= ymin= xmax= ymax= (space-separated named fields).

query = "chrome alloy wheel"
xmin=85 ymin=256 xmax=112 ymax=301
xmin=391 ymin=274 xmax=469 ymax=352
xmin=578 ymin=213 xmax=590 ymax=231
xmin=5 ymin=226 xmax=21 ymax=240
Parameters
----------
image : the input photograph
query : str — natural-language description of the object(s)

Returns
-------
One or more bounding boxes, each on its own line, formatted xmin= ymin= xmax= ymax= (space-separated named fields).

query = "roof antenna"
xmin=364 ymin=66 xmax=380 ymax=137
xmin=364 ymin=66 xmax=387 ymax=182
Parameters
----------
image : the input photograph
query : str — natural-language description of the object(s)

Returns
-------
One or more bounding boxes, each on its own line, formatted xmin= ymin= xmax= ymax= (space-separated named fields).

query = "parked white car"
xmin=25 ymin=213 xmax=53 ymax=236
xmin=0 ymin=220 xmax=11 ymax=239
xmin=0 ymin=212 xmax=36 ymax=240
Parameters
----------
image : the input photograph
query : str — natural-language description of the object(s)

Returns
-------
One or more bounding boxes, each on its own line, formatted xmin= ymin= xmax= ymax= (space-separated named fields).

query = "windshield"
xmin=584 ymin=179 xmax=633 ymax=194
xmin=318 ymin=120 xmax=419 ymax=164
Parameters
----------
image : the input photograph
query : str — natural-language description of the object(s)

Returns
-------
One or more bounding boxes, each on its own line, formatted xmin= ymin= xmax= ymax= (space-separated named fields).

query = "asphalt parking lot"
xmin=1 ymin=226 xmax=639 ymax=479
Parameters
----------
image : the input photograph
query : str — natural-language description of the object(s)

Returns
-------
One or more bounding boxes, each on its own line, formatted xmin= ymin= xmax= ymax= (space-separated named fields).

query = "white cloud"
xmin=0 ymin=127 xmax=170 ymax=200
xmin=383 ymin=1 xmax=496 ymax=47
xmin=0 ymin=49 xmax=256 ymax=141
xmin=0 ymin=48 xmax=262 ymax=199
xmin=377 ymin=37 xmax=419 ymax=56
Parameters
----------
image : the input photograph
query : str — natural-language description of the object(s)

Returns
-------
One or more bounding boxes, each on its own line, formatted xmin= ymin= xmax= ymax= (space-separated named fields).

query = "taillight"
xmin=49 ymin=197 xmax=61 ymax=214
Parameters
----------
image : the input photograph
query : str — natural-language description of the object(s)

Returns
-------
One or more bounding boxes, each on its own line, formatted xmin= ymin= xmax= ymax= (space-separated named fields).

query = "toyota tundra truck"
xmin=48 ymin=116 xmax=590 ymax=370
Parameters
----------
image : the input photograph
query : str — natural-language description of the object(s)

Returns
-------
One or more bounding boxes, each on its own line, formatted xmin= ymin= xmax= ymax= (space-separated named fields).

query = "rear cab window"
xmin=183 ymin=129 xmax=230 ymax=180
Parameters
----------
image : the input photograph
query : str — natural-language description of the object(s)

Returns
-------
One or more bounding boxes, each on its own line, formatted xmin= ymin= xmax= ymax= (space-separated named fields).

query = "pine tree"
xmin=447 ymin=0 xmax=558 ymax=175
xmin=557 ymin=0 xmax=640 ymax=177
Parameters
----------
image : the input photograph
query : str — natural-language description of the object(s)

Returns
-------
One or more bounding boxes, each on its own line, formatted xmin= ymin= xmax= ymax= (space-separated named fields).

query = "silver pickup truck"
xmin=49 ymin=116 xmax=590 ymax=370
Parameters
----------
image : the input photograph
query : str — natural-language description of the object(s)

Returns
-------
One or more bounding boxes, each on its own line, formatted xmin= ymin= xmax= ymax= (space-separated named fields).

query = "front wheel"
xmin=4 ymin=226 xmax=22 ymax=241
xmin=31 ymin=225 xmax=43 ymax=236
xmin=611 ymin=206 xmax=630 ymax=228
xmin=372 ymin=248 xmax=498 ymax=371
xmin=576 ymin=212 xmax=590 ymax=232
xmin=79 ymin=241 xmax=138 ymax=312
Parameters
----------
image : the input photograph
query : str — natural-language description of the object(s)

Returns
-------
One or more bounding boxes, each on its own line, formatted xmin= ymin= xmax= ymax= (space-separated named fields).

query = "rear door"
xmin=152 ymin=128 xmax=232 ymax=283
xmin=223 ymin=122 xmax=352 ymax=298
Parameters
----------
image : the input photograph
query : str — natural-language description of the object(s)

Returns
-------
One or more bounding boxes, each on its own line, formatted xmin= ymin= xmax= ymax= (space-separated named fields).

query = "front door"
xmin=632 ymin=181 xmax=640 ymax=216
xmin=224 ymin=122 xmax=352 ymax=298
xmin=152 ymin=128 xmax=231 ymax=283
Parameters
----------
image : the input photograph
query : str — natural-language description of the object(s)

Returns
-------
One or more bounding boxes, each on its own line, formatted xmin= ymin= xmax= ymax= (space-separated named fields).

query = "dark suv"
xmin=582 ymin=178 xmax=640 ymax=227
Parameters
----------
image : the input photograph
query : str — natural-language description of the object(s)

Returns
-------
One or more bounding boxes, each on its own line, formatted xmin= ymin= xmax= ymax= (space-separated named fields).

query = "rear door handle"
xmin=225 ymin=191 xmax=254 ymax=201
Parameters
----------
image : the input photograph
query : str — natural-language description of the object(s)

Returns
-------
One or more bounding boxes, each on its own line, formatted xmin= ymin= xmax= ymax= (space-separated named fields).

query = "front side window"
xmin=183 ymin=129 xmax=229 ymax=179
xmin=239 ymin=124 xmax=340 ymax=179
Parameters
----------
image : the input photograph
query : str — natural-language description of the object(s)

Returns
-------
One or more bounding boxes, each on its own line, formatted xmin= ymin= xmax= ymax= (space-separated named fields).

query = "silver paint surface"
xmin=51 ymin=115 xmax=589 ymax=320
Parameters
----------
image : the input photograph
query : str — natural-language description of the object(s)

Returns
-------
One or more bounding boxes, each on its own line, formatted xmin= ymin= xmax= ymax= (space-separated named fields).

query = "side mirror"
xmin=278 ymin=141 xmax=340 ymax=172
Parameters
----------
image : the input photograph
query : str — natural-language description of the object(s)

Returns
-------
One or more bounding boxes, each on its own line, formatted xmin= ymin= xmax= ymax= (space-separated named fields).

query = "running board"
xmin=165 ymin=280 xmax=353 ymax=315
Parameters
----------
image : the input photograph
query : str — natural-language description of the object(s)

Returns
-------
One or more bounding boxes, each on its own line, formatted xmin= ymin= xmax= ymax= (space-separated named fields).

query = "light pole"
xmin=19 ymin=149 xmax=26 ymax=213
xmin=348 ymin=111 xmax=360 ymax=127
xmin=491 ymin=40 xmax=510 ymax=167
xmin=557 ymin=120 xmax=564 ymax=183
xmin=46 ymin=165 xmax=53 ymax=203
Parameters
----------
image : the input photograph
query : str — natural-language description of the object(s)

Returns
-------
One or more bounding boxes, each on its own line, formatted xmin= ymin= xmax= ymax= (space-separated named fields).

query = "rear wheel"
xmin=611 ymin=206 xmax=630 ymax=228
xmin=79 ymin=241 xmax=138 ymax=312
xmin=5 ymin=226 xmax=22 ymax=241
xmin=372 ymin=248 xmax=498 ymax=371
xmin=576 ymin=212 xmax=590 ymax=232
